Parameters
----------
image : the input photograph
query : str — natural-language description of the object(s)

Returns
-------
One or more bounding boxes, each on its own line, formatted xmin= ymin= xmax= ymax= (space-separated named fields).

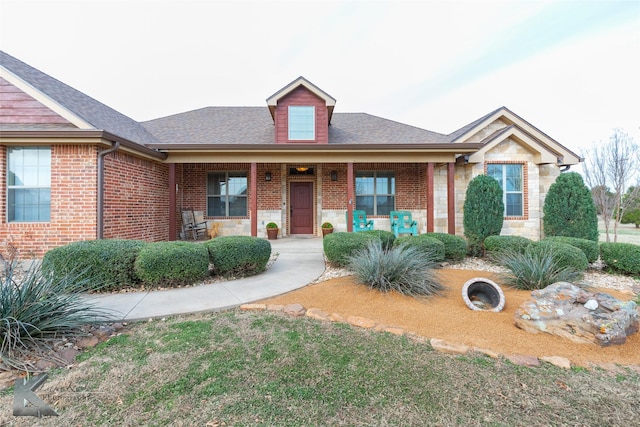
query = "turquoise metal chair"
xmin=390 ymin=210 xmax=417 ymax=237
xmin=349 ymin=209 xmax=374 ymax=232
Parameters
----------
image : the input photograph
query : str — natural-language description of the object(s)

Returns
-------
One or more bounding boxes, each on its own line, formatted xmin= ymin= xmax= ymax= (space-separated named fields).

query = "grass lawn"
xmin=599 ymin=218 xmax=640 ymax=244
xmin=2 ymin=310 xmax=638 ymax=426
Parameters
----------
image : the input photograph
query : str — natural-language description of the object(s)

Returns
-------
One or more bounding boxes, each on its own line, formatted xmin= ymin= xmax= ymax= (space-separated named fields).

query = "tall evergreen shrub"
xmin=463 ymin=174 xmax=504 ymax=256
xmin=543 ymin=172 xmax=598 ymax=242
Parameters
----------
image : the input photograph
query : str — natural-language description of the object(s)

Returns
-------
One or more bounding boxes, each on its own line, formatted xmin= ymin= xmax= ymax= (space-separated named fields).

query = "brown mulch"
xmin=260 ymin=269 xmax=640 ymax=368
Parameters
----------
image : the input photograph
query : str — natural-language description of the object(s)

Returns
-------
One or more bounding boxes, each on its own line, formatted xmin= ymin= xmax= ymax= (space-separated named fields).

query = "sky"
xmin=1 ymin=0 xmax=639 ymax=162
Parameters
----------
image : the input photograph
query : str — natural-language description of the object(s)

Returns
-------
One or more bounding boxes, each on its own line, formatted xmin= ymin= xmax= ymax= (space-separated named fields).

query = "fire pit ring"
xmin=462 ymin=277 xmax=505 ymax=312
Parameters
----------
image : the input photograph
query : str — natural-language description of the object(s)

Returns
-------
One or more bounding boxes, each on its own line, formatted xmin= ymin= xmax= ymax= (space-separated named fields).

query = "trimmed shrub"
xmin=543 ymin=236 xmax=599 ymax=263
xmin=394 ymin=235 xmax=445 ymax=263
xmin=424 ymin=232 xmax=467 ymax=261
xmin=484 ymin=235 xmax=532 ymax=256
xmin=543 ymin=172 xmax=598 ymax=242
xmin=525 ymin=241 xmax=588 ymax=271
xmin=346 ymin=240 xmax=444 ymax=296
xmin=463 ymin=175 xmax=504 ymax=256
xmin=134 ymin=241 xmax=210 ymax=287
xmin=495 ymin=247 xmax=583 ymax=291
xmin=42 ymin=239 xmax=146 ymax=291
xmin=600 ymin=243 xmax=640 ymax=275
xmin=323 ymin=231 xmax=396 ymax=267
xmin=205 ymin=236 xmax=271 ymax=276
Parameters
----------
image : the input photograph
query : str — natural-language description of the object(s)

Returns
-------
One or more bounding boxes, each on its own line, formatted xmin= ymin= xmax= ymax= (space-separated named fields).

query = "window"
xmin=487 ymin=163 xmax=523 ymax=217
xmin=288 ymin=106 xmax=315 ymax=140
xmin=7 ymin=147 xmax=51 ymax=222
xmin=207 ymin=172 xmax=247 ymax=216
xmin=355 ymin=171 xmax=395 ymax=216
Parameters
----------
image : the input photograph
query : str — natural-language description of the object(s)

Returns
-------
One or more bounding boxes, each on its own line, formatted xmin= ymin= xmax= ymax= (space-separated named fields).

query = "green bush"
xmin=394 ymin=235 xmax=445 ymax=263
xmin=600 ymin=243 xmax=640 ymax=275
xmin=463 ymin=175 xmax=504 ymax=256
xmin=423 ymin=232 xmax=467 ymax=261
xmin=346 ymin=240 xmax=443 ymax=296
xmin=525 ymin=241 xmax=588 ymax=271
xmin=134 ymin=241 xmax=210 ymax=287
xmin=205 ymin=236 xmax=271 ymax=277
xmin=42 ymin=239 xmax=146 ymax=291
xmin=323 ymin=231 xmax=396 ymax=267
xmin=543 ymin=172 xmax=598 ymax=242
xmin=1 ymin=260 xmax=111 ymax=370
xmin=495 ymin=247 xmax=583 ymax=290
xmin=543 ymin=236 xmax=599 ymax=263
xmin=484 ymin=235 xmax=532 ymax=256
xmin=621 ymin=208 xmax=640 ymax=228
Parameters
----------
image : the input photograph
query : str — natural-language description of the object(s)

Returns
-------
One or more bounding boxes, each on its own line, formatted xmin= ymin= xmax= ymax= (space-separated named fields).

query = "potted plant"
xmin=321 ymin=222 xmax=334 ymax=237
xmin=266 ymin=222 xmax=279 ymax=240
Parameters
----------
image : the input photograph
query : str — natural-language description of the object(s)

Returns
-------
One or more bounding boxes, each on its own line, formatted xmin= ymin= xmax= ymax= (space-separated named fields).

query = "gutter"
xmin=97 ymin=141 xmax=120 ymax=239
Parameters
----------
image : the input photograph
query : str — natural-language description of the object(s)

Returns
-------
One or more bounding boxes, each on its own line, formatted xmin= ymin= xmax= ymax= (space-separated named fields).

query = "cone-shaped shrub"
xmin=543 ymin=172 xmax=598 ymax=242
xmin=463 ymin=175 xmax=504 ymax=256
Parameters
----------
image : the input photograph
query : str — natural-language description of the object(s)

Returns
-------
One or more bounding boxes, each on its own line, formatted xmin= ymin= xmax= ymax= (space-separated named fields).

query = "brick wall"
xmin=102 ymin=150 xmax=169 ymax=241
xmin=0 ymin=144 xmax=98 ymax=259
xmin=274 ymin=87 xmax=328 ymax=144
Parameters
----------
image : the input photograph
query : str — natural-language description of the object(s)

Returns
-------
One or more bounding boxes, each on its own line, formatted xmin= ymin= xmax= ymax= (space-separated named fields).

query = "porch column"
xmin=347 ymin=162 xmax=354 ymax=232
xmin=169 ymin=163 xmax=177 ymax=241
xmin=251 ymin=162 xmax=257 ymax=237
xmin=427 ymin=162 xmax=434 ymax=233
xmin=447 ymin=162 xmax=455 ymax=234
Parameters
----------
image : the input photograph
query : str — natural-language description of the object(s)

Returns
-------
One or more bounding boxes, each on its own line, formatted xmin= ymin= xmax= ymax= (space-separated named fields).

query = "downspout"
xmin=97 ymin=141 xmax=120 ymax=239
xmin=559 ymin=165 xmax=571 ymax=172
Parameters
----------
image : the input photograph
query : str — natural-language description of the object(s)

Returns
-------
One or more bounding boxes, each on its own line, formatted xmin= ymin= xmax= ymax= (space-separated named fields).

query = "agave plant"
xmin=494 ymin=245 xmax=583 ymax=291
xmin=1 ymin=256 xmax=113 ymax=371
xmin=346 ymin=239 xmax=444 ymax=297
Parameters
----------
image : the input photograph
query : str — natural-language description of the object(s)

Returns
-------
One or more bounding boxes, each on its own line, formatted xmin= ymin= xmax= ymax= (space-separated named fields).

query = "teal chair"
xmin=349 ymin=209 xmax=374 ymax=232
xmin=390 ymin=210 xmax=417 ymax=237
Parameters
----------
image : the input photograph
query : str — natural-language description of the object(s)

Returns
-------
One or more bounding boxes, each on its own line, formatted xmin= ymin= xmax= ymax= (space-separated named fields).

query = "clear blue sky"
xmin=1 ymin=0 xmax=638 ymax=159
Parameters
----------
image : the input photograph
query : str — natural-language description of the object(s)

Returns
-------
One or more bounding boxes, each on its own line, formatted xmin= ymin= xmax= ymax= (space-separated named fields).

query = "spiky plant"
xmin=346 ymin=240 xmax=444 ymax=297
xmin=1 ymin=258 xmax=113 ymax=371
xmin=494 ymin=245 xmax=583 ymax=291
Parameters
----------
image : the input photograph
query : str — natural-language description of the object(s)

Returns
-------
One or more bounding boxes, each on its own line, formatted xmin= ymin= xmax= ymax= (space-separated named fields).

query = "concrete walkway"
xmin=89 ymin=237 xmax=326 ymax=321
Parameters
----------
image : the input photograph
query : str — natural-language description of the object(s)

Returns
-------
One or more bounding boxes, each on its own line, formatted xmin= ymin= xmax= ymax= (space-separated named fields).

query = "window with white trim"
xmin=487 ymin=163 xmax=524 ymax=217
xmin=288 ymin=106 xmax=315 ymax=140
xmin=207 ymin=172 xmax=247 ymax=216
xmin=355 ymin=171 xmax=395 ymax=216
xmin=7 ymin=146 xmax=51 ymax=222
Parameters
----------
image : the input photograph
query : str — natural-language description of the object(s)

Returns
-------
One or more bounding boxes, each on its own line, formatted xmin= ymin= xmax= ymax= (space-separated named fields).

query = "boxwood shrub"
xmin=394 ymin=235 xmax=445 ymax=263
xmin=484 ymin=235 xmax=532 ymax=256
xmin=600 ymin=242 xmax=640 ymax=275
xmin=525 ymin=240 xmax=588 ymax=271
xmin=42 ymin=239 xmax=146 ymax=292
xmin=323 ymin=231 xmax=396 ymax=267
xmin=423 ymin=232 xmax=467 ymax=261
xmin=134 ymin=241 xmax=210 ymax=287
xmin=543 ymin=236 xmax=599 ymax=263
xmin=205 ymin=236 xmax=271 ymax=277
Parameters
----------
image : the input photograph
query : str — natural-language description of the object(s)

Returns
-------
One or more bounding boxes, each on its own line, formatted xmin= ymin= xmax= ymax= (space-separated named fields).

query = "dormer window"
xmin=288 ymin=106 xmax=315 ymax=140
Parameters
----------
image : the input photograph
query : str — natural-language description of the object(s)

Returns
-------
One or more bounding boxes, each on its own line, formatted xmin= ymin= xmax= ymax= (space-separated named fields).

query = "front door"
xmin=290 ymin=182 xmax=314 ymax=234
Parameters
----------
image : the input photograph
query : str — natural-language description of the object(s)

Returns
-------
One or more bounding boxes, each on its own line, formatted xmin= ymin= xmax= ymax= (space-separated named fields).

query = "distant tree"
xmin=582 ymin=129 xmax=640 ymax=242
xmin=621 ymin=186 xmax=640 ymax=228
xmin=543 ymin=172 xmax=598 ymax=242
xmin=463 ymin=175 xmax=504 ymax=257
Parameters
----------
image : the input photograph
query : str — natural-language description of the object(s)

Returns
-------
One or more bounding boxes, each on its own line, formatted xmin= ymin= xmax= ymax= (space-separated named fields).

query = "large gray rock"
xmin=514 ymin=282 xmax=639 ymax=346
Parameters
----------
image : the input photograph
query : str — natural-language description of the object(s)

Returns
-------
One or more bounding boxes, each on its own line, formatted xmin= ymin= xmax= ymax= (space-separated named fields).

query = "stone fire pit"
xmin=462 ymin=277 xmax=506 ymax=312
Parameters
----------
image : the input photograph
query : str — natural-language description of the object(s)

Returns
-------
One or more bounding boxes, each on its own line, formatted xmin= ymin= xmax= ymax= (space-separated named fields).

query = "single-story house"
xmin=0 ymin=50 xmax=580 ymax=258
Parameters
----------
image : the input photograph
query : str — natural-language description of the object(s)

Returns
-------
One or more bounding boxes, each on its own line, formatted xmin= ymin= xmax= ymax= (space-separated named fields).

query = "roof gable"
xmin=0 ymin=50 xmax=161 ymax=146
xmin=450 ymin=106 xmax=581 ymax=166
xmin=266 ymin=76 xmax=336 ymax=123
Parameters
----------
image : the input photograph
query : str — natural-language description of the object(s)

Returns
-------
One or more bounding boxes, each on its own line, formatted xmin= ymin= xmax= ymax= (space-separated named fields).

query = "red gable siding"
xmin=0 ymin=78 xmax=72 ymax=125
xmin=274 ymin=86 xmax=328 ymax=144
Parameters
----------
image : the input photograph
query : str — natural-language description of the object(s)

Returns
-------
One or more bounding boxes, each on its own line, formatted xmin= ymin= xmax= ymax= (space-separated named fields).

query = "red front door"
xmin=290 ymin=182 xmax=314 ymax=234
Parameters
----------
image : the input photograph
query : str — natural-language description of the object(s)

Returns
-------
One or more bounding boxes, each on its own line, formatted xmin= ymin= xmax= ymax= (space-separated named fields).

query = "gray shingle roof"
xmin=143 ymin=108 xmax=449 ymax=145
xmin=0 ymin=50 xmax=161 ymax=146
xmin=447 ymin=106 xmax=505 ymax=142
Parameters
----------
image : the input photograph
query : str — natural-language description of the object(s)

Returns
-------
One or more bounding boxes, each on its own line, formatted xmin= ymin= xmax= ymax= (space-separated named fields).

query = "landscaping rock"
xmin=347 ymin=316 xmax=377 ymax=329
xmin=540 ymin=356 xmax=571 ymax=369
xmin=240 ymin=303 xmax=266 ymax=311
xmin=283 ymin=303 xmax=306 ymax=317
xmin=75 ymin=336 xmax=100 ymax=349
xmin=514 ymin=282 xmax=639 ymax=346
xmin=306 ymin=307 xmax=330 ymax=321
xmin=430 ymin=338 xmax=469 ymax=355
xmin=506 ymin=354 xmax=540 ymax=367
